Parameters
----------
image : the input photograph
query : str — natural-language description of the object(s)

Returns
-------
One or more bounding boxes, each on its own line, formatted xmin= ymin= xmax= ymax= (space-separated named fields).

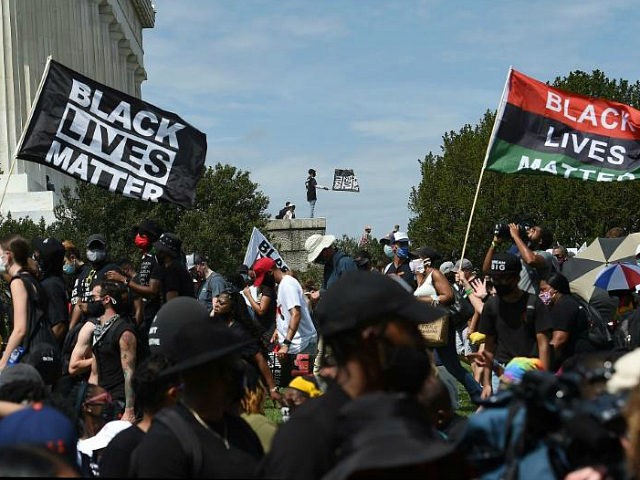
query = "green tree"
xmin=409 ymin=70 xmax=640 ymax=269
xmin=51 ymin=163 xmax=269 ymax=275
xmin=174 ymin=163 xmax=270 ymax=275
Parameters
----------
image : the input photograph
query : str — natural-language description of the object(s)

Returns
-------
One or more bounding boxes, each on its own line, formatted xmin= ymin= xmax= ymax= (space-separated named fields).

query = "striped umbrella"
xmin=593 ymin=262 xmax=640 ymax=292
xmin=562 ymin=232 xmax=640 ymax=301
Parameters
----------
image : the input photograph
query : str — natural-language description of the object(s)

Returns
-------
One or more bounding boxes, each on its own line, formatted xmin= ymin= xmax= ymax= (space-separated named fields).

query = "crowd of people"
xmin=0 ymin=219 xmax=639 ymax=478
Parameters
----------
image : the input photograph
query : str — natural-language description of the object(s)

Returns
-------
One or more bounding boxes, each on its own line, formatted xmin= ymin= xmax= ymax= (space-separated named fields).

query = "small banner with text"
xmin=332 ymin=169 xmax=360 ymax=192
xmin=15 ymin=58 xmax=207 ymax=208
xmin=486 ymin=68 xmax=640 ymax=182
xmin=243 ymin=227 xmax=289 ymax=272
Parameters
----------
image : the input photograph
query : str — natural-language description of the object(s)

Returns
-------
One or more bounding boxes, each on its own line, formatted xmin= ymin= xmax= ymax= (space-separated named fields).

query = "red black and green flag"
xmin=485 ymin=68 xmax=640 ymax=181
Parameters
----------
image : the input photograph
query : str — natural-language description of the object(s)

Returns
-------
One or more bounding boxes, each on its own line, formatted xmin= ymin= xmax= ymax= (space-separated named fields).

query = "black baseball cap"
xmin=314 ymin=271 xmax=446 ymax=338
xmin=488 ymin=252 xmax=521 ymax=276
xmin=153 ymin=233 xmax=182 ymax=257
xmin=149 ymin=297 xmax=252 ymax=376
xmin=86 ymin=234 xmax=106 ymax=248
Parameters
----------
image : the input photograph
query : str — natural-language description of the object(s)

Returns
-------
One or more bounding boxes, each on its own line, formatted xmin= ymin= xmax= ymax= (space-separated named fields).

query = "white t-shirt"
xmin=276 ymin=274 xmax=317 ymax=354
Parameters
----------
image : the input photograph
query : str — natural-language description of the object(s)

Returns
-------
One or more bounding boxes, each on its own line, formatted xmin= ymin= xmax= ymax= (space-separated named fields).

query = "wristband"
xmin=464 ymin=288 xmax=473 ymax=296
xmin=283 ymin=339 xmax=292 ymax=346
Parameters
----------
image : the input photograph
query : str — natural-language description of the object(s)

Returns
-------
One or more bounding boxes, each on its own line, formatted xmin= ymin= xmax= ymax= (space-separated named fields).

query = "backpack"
xmin=612 ymin=308 xmax=640 ymax=352
xmin=448 ymin=286 xmax=475 ymax=329
xmin=572 ymin=294 xmax=613 ymax=351
xmin=10 ymin=272 xmax=62 ymax=385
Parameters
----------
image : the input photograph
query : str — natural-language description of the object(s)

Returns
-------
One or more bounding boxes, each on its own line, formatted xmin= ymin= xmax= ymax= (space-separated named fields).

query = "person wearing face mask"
xmin=0 ymin=235 xmax=61 ymax=387
xmin=383 ymin=231 xmax=417 ymax=290
xmin=62 ymin=241 xmax=87 ymax=303
xmin=259 ymin=270 xmax=446 ymax=480
xmin=69 ymin=281 xmax=137 ymax=423
xmin=68 ymin=234 xmax=120 ymax=332
xmin=304 ymin=234 xmax=357 ymax=301
xmin=539 ymin=273 xmax=590 ymax=371
xmin=477 ymin=253 xmax=551 ymax=399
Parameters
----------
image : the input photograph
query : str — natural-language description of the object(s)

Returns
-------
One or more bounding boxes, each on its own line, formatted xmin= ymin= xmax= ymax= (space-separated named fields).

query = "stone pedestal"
xmin=265 ymin=217 xmax=327 ymax=272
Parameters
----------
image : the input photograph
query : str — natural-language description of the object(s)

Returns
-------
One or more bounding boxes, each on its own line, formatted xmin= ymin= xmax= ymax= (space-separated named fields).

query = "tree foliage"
xmin=0 ymin=163 xmax=269 ymax=277
xmin=409 ymin=70 xmax=640 ymax=269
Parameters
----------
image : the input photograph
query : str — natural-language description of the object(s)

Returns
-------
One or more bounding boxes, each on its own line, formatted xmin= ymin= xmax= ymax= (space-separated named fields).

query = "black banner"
xmin=16 ymin=58 xmax=207 ymax=208
xmin=332 ymin=169 xmax=359 ymax=192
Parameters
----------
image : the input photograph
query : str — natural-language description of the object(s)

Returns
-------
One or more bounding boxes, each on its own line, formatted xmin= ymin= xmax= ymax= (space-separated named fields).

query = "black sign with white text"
xmin=332 ymin=169 xmax=360 ymax=192
xmin=16 ymin=59 xmax=207 ymax=208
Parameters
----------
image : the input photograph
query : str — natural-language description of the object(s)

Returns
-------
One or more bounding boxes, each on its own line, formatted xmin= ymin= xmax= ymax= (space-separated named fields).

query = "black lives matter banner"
xmin=15 ymin=58 xmax=207 ymax=208
xmin=332 ymin=169 xmax=360 ymax=192
xmin=486 ymin=68 xmax=640 ymax=182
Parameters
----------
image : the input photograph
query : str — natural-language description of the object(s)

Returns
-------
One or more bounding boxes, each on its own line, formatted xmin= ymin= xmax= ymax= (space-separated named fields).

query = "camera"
xmin=494 ymin=222 xmax=530 ymax=241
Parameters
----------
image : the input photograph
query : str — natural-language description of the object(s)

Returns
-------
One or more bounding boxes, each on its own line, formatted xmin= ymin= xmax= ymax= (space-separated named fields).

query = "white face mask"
xmin=86 ymin=249 xmax=106 ymax=263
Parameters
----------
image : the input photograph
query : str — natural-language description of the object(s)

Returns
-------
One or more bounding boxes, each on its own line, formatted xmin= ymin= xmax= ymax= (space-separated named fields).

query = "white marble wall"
xmin=0 ymin=0 xmax=154 ymax=223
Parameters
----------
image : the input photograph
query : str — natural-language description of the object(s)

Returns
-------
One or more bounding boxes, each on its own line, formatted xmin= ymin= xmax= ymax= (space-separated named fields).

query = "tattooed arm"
xmin=119 ymin=330 xmax=137 ymax=423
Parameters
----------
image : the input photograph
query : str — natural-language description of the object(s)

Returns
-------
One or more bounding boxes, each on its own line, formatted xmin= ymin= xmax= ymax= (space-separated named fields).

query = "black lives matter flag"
xmin=332 ymin=169 xmax=359 ymax=192
xmin=486 ymin=68 xmax=640 ymax=181
xmin=15 ymin=58 xmax=207 ymax=208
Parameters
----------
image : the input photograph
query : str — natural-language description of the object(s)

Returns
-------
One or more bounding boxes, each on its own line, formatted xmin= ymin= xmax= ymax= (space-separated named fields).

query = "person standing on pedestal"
xmin=305 ymin=169 xmax=329 ymax=218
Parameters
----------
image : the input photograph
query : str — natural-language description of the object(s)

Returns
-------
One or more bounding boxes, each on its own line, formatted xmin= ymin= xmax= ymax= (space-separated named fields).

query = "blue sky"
xmin=142 ymin=0 xmax=639 ymax=240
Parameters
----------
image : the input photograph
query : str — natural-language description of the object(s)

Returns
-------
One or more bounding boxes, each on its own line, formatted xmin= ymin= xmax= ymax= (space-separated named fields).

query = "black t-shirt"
xmin=138 ymin=253 xmax=162 ymax=322
xmin=257 ymin=284 xmax=277 ymax=333
xmin=129 ymin=403 xmax=262 ymax=478
xmin=384 ymin=260 xmax=416 ymax=290
xmin=71 ymin=261 xmax=120 ymax=305
xmin=151 ymin=260 xmax=195 ymax=300
xmin=259 ymin=383 xmax=351 ymax=480
xmin=306 ymin=175 xmax=317 ymax=201
xmin=99 ymin=424 xmax=145 ymax=477
xmin=478 ymin=293 xmax=550 ymax=364
xmin=41 ymin=276 xmax=69 ymax=328
xmin=548 ymin=294 xmax=588 ymax=366
xmin=93 ymin=316 xmax=137 ymax=402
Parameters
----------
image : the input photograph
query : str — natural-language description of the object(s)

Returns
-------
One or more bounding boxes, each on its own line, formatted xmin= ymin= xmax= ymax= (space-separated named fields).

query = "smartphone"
xmin=409 ymin=259 xmax=424 ymax=273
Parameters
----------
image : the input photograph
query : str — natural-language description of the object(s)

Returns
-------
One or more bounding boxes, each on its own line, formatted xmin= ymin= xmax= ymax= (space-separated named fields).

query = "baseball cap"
xmin=149 ymin=297 xmax=252 ymax=375
xmin=0 ymin=403 xmax=78 ymax=464
xmin=86 ymin=234 xmax=106 ymax=248
xmin=439 ymin=261 xmax=455 ymax=275
xmin=314 ymin=270 xmax=446 ymax=338
xmin=153 ymin=233 xmax=182 ymax=257
xmin=252 ymin=257 xmax=276 ymax=287
xmin=488 ymin=253 xmax=520 ymax=276
xmin=452 ymin=258 xmax=473 ymax=272
xmin=392 ymin=231 xmax=409 ymax=243
xmin=0 ymin=364 xmax=44 ymax=387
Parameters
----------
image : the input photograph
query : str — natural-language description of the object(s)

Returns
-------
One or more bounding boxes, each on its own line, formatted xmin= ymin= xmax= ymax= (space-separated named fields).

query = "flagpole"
xmin=0 ymin=56 xmax=53 ymax=212
xmin=459 ymin=66 xmax=513 ymax=264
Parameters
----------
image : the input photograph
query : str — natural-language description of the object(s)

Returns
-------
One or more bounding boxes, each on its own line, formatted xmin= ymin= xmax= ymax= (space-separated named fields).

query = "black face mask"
xmin=87 ymin=300 xmax=106 ymax=318
xmin=381 ymin=339 xmax=431 ymax=395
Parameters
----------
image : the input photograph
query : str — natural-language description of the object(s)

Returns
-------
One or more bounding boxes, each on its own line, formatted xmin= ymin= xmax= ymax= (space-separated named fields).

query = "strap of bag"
xmin=155 ymin=409 xmax=203 ymax=476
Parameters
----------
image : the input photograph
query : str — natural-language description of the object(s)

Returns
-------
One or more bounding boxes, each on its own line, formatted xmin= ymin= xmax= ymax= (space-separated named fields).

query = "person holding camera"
xmin=483 ymin=221 xmax=558 ymax=296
